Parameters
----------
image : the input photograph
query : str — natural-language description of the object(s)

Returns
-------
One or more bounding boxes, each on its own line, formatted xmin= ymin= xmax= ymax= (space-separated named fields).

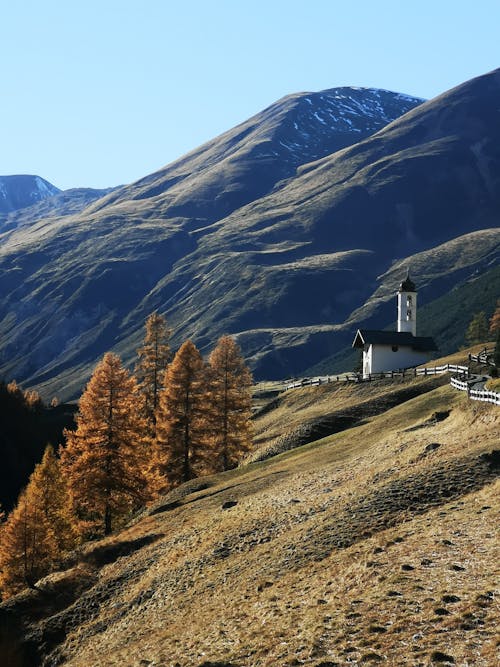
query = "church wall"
xmin=367 ymin=344 xmax=433 ymax=375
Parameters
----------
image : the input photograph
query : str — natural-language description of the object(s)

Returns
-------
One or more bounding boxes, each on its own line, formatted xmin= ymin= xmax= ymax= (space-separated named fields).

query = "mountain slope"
xmin=0 ymin=186 xmax=117 ymax=236
xmin=0 ymin=175 xmax=60 ymax=214
xmin=1 ymin=72 xmax=500 ymax=398
xmin=1 ymin=374 xmax=498 ymax=665
xmin=88 ymin=87 xmax=423 ymax=225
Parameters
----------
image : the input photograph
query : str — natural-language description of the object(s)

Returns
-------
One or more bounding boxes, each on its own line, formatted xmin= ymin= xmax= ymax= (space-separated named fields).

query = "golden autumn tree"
xmin=0 ymin=488 xmax=54 ymax=597
xmin=61 ymin=353 xmax=148 ymax=538
xmin=135 ymin=311 xmax=172 ymax=439
xmin=0 ymin=445 xmax=73 ymax=598
xmin=489 ymin=299 xmax=500 ymax=334
xmin=209 ymin=335 xmax=253 ymax=471
xmin=31 ymin=444 xmax=76 ymax=553
xmin=150 ymin=340 xmax=212 ymax=495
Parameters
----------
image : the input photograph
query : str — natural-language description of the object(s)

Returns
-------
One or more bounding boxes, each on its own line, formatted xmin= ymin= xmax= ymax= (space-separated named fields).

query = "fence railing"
xmin=450 ymin=376 xmax=469 ymax=391
xmin=285 ymin=369 xmax=416 ymax=390
xmin=284 ymin=363 xmax=499 ymax=406
xmin=468 ymin=348 xmax=494 ymax=364
xmin=451 ymin=375 xmax=500 ymax=406
xmin=285 ymin=364 xmax=470 ymax=391
xmin=415 ymin=363 xmax=469 ymax=376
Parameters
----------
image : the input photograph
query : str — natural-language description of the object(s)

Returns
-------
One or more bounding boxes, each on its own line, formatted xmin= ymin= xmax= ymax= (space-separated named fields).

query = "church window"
xmin=407 ymin=295 xmax=412 ymax=306
xmin=407 ymin=309 xmax=412 ymax=319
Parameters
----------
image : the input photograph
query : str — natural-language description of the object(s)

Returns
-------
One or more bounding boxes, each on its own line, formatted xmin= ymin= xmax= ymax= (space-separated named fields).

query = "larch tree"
xmin=209 ymin=335 xmax=253 ymax=471
xmin=135 ymin=311 xmax=172 ymax=439
xmin=0 ymin=445 xmax=73 ymax=598
xmin=494 ymin=328 xmax=500 ymax=369
xmin=61 ymin=353 xmax=149 ymax=538
xmin=0 ymin=487 xmax=54 ymax=597
xmin=31 ymin=444 xmax=76 ymax=553
xmin=151 ymin=340 xmax=212 ymax=495
xmin=489 ymin=299 xmax=500 ymax=335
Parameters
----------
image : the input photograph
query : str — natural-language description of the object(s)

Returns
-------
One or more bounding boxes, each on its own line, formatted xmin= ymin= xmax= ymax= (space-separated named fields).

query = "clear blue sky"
xmin=2 ymin=0 xmax=499 ymax=190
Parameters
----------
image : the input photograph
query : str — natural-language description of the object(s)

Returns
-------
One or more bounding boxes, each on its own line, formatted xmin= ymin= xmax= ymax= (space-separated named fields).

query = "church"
xmin=352 ymin=273 xmax=437 ymax=378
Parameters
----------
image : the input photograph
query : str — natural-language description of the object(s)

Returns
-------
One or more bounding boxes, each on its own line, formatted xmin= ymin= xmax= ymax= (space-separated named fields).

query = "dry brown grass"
xmin=485 ymin=378 xmax=500 ymax=391
xmin=250 ymin=374 xmax=448 ymax=463
xmin=417 ymin=342 xmax=493 ymax=369
xmin=2 ymin=353 xmax=499 ymax=666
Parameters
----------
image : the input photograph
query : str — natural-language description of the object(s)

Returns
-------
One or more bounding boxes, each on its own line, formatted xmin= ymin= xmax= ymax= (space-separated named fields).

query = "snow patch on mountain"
xmin=34 ymin=176 xmax=59 ymax=198
xmin=274 ymin=87 xmax=424 ymax=164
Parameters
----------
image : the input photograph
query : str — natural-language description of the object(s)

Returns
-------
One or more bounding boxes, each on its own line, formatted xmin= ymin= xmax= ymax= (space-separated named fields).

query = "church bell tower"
xmin=397 ymin=271 xmax=417 ymax=336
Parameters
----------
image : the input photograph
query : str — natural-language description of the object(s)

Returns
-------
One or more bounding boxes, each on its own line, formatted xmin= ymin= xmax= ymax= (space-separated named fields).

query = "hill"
xmin=1 ymin=353 xmax=497 ymax=666
xmin=1 ymin=71 xmax=500 ymax=399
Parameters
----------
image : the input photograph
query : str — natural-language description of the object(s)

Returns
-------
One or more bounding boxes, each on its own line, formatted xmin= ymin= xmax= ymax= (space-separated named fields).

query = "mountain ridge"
xmin=0 ymin=73 xmax=499 ymax=399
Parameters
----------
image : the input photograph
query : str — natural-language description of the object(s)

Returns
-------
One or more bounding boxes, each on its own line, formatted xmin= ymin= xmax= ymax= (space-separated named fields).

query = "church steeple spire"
xmin=397 ymin=271 xmax=417 ymax=336
xmin=399 ymin=268 xmax=416 ymax=294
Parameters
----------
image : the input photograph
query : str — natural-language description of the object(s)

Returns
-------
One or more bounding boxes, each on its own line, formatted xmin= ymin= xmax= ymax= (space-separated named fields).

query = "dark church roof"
xmin=352 ymin=329 xmax=438 ymax=351
xmin=399 ymin=272 xmax=416 ymax=292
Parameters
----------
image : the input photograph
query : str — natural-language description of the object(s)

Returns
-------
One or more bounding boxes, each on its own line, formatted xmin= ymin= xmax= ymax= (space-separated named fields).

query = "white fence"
xmin=284 ymin=363 xmax=499 ymax=406
xmin=416 ymin=364 xmax=468 ymax=376
xmin=285 ymin=369 xmax=417 ymax=390
xmin=451 ymin=376 xmax=500 ymax=406
xmin=468 ymin=348 xmax=494 ymax=364
xmin=285 ymin=364 xmax=469 ymax=390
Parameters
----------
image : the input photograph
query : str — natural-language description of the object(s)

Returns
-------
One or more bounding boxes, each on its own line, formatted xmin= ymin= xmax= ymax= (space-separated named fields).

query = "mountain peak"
xmin=0 ymin=174 xmax=60 ymax=214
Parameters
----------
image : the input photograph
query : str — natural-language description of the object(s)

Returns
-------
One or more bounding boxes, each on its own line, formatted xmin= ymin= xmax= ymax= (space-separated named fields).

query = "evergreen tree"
xmin=151 ymin=341 xmax=211 ymax=494
xmin=61 ymin=353 xmax=148 ymax=538
xmin=135 ymin=312 xmax=172 ymax=439
xmin=209 ymin=336 xmax=253 ymax=471
xmin=465 ymin=311 xmax=489 ymax=346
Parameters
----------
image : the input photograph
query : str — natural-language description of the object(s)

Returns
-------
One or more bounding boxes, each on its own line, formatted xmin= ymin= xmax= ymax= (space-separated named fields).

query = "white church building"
xmin=352 ymin=273 xmax=437 ymax=378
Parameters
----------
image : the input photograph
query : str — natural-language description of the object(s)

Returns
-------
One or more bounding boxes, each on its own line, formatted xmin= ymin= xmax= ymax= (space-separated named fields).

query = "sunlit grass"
xmin=11 ymin=345 xmax=499 ymax=666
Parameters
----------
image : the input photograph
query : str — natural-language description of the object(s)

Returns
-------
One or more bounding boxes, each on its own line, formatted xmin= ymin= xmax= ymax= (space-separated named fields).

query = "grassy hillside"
xmin=1 ymin=350 xmax=498 ymax=666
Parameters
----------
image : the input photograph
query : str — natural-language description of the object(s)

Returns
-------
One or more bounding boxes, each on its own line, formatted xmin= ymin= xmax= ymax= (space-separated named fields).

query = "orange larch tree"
xmin=135 ymin=311 xmax=172 ymax=439
xmin=0 ymin=487 xmax=54 ymax=597
xmin=31 ymin=444 xmax=76 ymax=553
xmin=209 ymin=335 xmax=253 ymax=471
xmin=0 ymin=444 xmax=73 ymax=598
xmin=489 ymin=299 xmax=500 ymax=334
xmin=61 ymin=352 xmax=149 ymax=538
xmin=151 ymin=340 xmax=212 ymax=495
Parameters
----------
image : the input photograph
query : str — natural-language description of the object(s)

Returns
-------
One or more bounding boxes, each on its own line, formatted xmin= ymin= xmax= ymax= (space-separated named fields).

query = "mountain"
xmin=1 ymin=368 xmax=498 ymax=665
xmin=0 ymin=186 xmax=118 ymax=235
xmin=0 ymin=72 xmax=499 ymax=400
xmin=0 ymin=175 xmax=60 ymax=214
xmin=89 ymin=87 xmax=423 ymax=224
